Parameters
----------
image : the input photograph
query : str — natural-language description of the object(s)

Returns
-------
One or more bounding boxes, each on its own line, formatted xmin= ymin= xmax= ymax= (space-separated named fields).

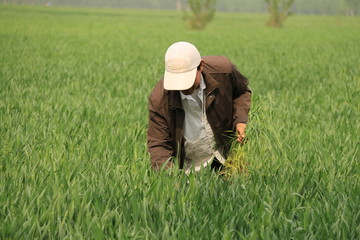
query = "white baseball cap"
xmin=163 ymin=41 xmax=201 ymax=90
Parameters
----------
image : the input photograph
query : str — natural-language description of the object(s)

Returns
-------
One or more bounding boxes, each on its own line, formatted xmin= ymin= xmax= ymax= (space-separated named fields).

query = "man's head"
xmin=163 ymin=41 xmax=203 ymax=92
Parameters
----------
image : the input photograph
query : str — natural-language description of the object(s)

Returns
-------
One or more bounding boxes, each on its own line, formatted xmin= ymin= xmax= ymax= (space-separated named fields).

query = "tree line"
xmin=2 ymin=0 xmax=358 ymax=29
xmin=2 ymin=0 xmax=358 ymax=16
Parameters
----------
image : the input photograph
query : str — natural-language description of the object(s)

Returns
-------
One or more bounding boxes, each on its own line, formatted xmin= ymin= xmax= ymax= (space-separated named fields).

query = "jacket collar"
xmin=169 ymin=91 xmax=182 ymax=110
xmin=202 ymin=68 xmax=220 ymax=97
xmin=169 ymin=68 xmax=219 ymax=110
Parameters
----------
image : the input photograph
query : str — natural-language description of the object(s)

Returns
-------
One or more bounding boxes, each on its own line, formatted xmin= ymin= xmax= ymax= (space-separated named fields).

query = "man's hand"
xmin=236 ymin=123 xmax=247 ymax=143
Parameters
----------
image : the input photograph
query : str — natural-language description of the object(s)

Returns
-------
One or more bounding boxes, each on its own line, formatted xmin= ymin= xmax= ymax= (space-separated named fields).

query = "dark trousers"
xmin=210 ymin=158 xmax=224 ymax=171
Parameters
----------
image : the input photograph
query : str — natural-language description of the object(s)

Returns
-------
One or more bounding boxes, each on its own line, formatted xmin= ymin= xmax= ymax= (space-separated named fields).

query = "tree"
xmin=176 ymin=0 xmax=182 ymax=11
xmin=183 ymin=0 xmax=217 ymax=30
xmin=345 ymin=0 xmax=359 ymax=16
xmin=264 ymin=0 xmax=294 ymax=27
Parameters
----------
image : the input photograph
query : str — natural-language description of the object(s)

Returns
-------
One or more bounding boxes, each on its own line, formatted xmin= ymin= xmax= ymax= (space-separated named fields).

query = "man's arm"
xmin=230 ymin=63 xmax=252 ymax=142
xmin=147 ymin=97 xmax=174 ymax=170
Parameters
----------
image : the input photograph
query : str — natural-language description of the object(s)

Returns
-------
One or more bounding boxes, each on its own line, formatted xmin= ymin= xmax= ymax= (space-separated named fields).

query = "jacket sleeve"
xmin=230 ymin=63 xmax=252 ymax=129
xmin=147 ymin=97 xmax=174 ymax=170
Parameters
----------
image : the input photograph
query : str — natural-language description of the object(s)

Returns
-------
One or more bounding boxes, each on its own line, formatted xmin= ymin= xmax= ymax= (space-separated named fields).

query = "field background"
xmin=1 ymin=5 xmax=359 ymax=239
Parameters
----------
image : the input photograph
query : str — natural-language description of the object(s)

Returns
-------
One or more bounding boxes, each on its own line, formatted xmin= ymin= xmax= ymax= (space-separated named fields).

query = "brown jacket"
xmin=147 ymin=56 xmax=251 ymax=170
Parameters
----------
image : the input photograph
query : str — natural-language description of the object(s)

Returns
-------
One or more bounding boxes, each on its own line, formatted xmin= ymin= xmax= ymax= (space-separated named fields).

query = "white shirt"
xmin=180 ymin=76 xmax=206 ymax=141
xmin=180 ymin=75 xmax=225 ymax=173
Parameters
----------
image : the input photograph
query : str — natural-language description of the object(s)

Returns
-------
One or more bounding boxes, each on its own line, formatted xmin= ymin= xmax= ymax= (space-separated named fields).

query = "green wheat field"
xmin=1 ymin=5 xmax=359 ymax=239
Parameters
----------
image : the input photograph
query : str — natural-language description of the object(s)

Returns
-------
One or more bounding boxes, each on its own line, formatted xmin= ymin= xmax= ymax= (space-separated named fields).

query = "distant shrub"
xmin=265 ymin=0 xmax=294 ymax=27
xmin=183 ymin=0 xmax=217 ymax=30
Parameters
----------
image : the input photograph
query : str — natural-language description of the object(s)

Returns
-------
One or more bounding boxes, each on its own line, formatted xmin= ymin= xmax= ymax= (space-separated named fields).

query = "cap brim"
xmin=163 ymin=68 xmax=197 ymax=90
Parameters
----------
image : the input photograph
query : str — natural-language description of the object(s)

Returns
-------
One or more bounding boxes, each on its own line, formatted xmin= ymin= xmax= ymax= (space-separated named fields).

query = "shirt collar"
xmin=180 ymin=74 xmax=206 ymax=101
